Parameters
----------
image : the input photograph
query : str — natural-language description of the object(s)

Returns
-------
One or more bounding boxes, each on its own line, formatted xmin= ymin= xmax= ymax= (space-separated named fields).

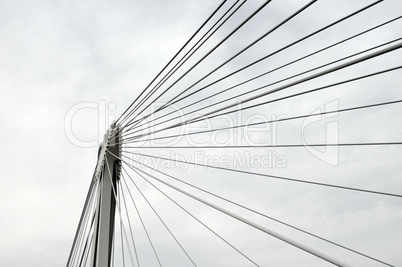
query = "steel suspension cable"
xmin=66 ymin=174 xmax=99 ymax=267
xmin=122 ymin=161 xmax=260 ymax=267
xmin=131 ymin=143 xmax=402 ymax=149
xmin=157 ymin=0 xmax=382 ymax=110
xmin=78 ymin=213 xmax=95 ymax=267
xmin=122 ymin=56 xmax=402 ymax=142
xmin=121 ymin=167 xmax=197 ymax=267
xmin=120 ymin=0 xmax=273 ymax=132
xmin=117 ymin=176 xmax=140 ymax=267
xmin=71 ymin=180 xmax=101 ymax=267
xmin=121 ymin=151 xmax=402 ymax=198
xmin=123 ymin=14 xmax=402 ymax=133
xmin=122 ymin=0 xmax=382 ymax=134
xmin=116 ymin=0 xmax=227 ymax=127
xmin=80 ymin=229 xmax=94 ymax=267
xmin=122 ymin=0 xmax=317 ymax=134
xmin=118 ymin=0 xmax=245 ymax=135
xmin=121 ymin=156 xmax=352 ymax=267
xmin=140 ymin=0 xmax=317 ymax=115
xmin=105 ymin=159 xmax=162 ymax=267
xmin=122 ymin=41 xmax=402 ymax=143
xmin=117 ymin=0 xmax=244 ymax=136
xmin=80 ymin=179 xmax=102 ymax=267
xmin=104 ymin=158 xmax=140 ymax=267
xmin=125 ymin=157 xmax=395 ymax=267
xmin=123 ymin=98 xmax=402 ymax=146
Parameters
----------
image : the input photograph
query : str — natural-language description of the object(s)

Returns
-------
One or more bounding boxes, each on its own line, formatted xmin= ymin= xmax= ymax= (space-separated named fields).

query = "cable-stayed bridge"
xmin=66 ymin=0 xmax=402 ymax=266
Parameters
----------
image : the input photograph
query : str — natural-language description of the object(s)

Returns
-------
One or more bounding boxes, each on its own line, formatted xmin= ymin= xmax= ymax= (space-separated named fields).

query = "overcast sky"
xmin=1 ymin=0 xmax=401 ymax=266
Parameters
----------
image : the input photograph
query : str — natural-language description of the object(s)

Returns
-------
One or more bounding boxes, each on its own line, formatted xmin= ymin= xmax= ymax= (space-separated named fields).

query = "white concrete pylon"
xmin=90 ymin=122 xmax=121 ymax=267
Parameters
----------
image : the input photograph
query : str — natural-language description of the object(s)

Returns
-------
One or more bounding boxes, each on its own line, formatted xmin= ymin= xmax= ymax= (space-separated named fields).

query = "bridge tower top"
xmin=91 ymin=122 xmax=121 ymax=267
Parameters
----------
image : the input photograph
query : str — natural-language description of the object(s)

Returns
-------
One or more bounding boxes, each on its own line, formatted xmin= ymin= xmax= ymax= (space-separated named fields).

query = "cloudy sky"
xmin=1 ymin=0 xmax=401 ymax=266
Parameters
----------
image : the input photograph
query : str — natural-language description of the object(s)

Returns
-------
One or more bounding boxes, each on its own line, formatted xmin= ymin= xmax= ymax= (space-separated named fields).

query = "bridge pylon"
xmin=90 ymin=122 xmax=121 ymax=267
